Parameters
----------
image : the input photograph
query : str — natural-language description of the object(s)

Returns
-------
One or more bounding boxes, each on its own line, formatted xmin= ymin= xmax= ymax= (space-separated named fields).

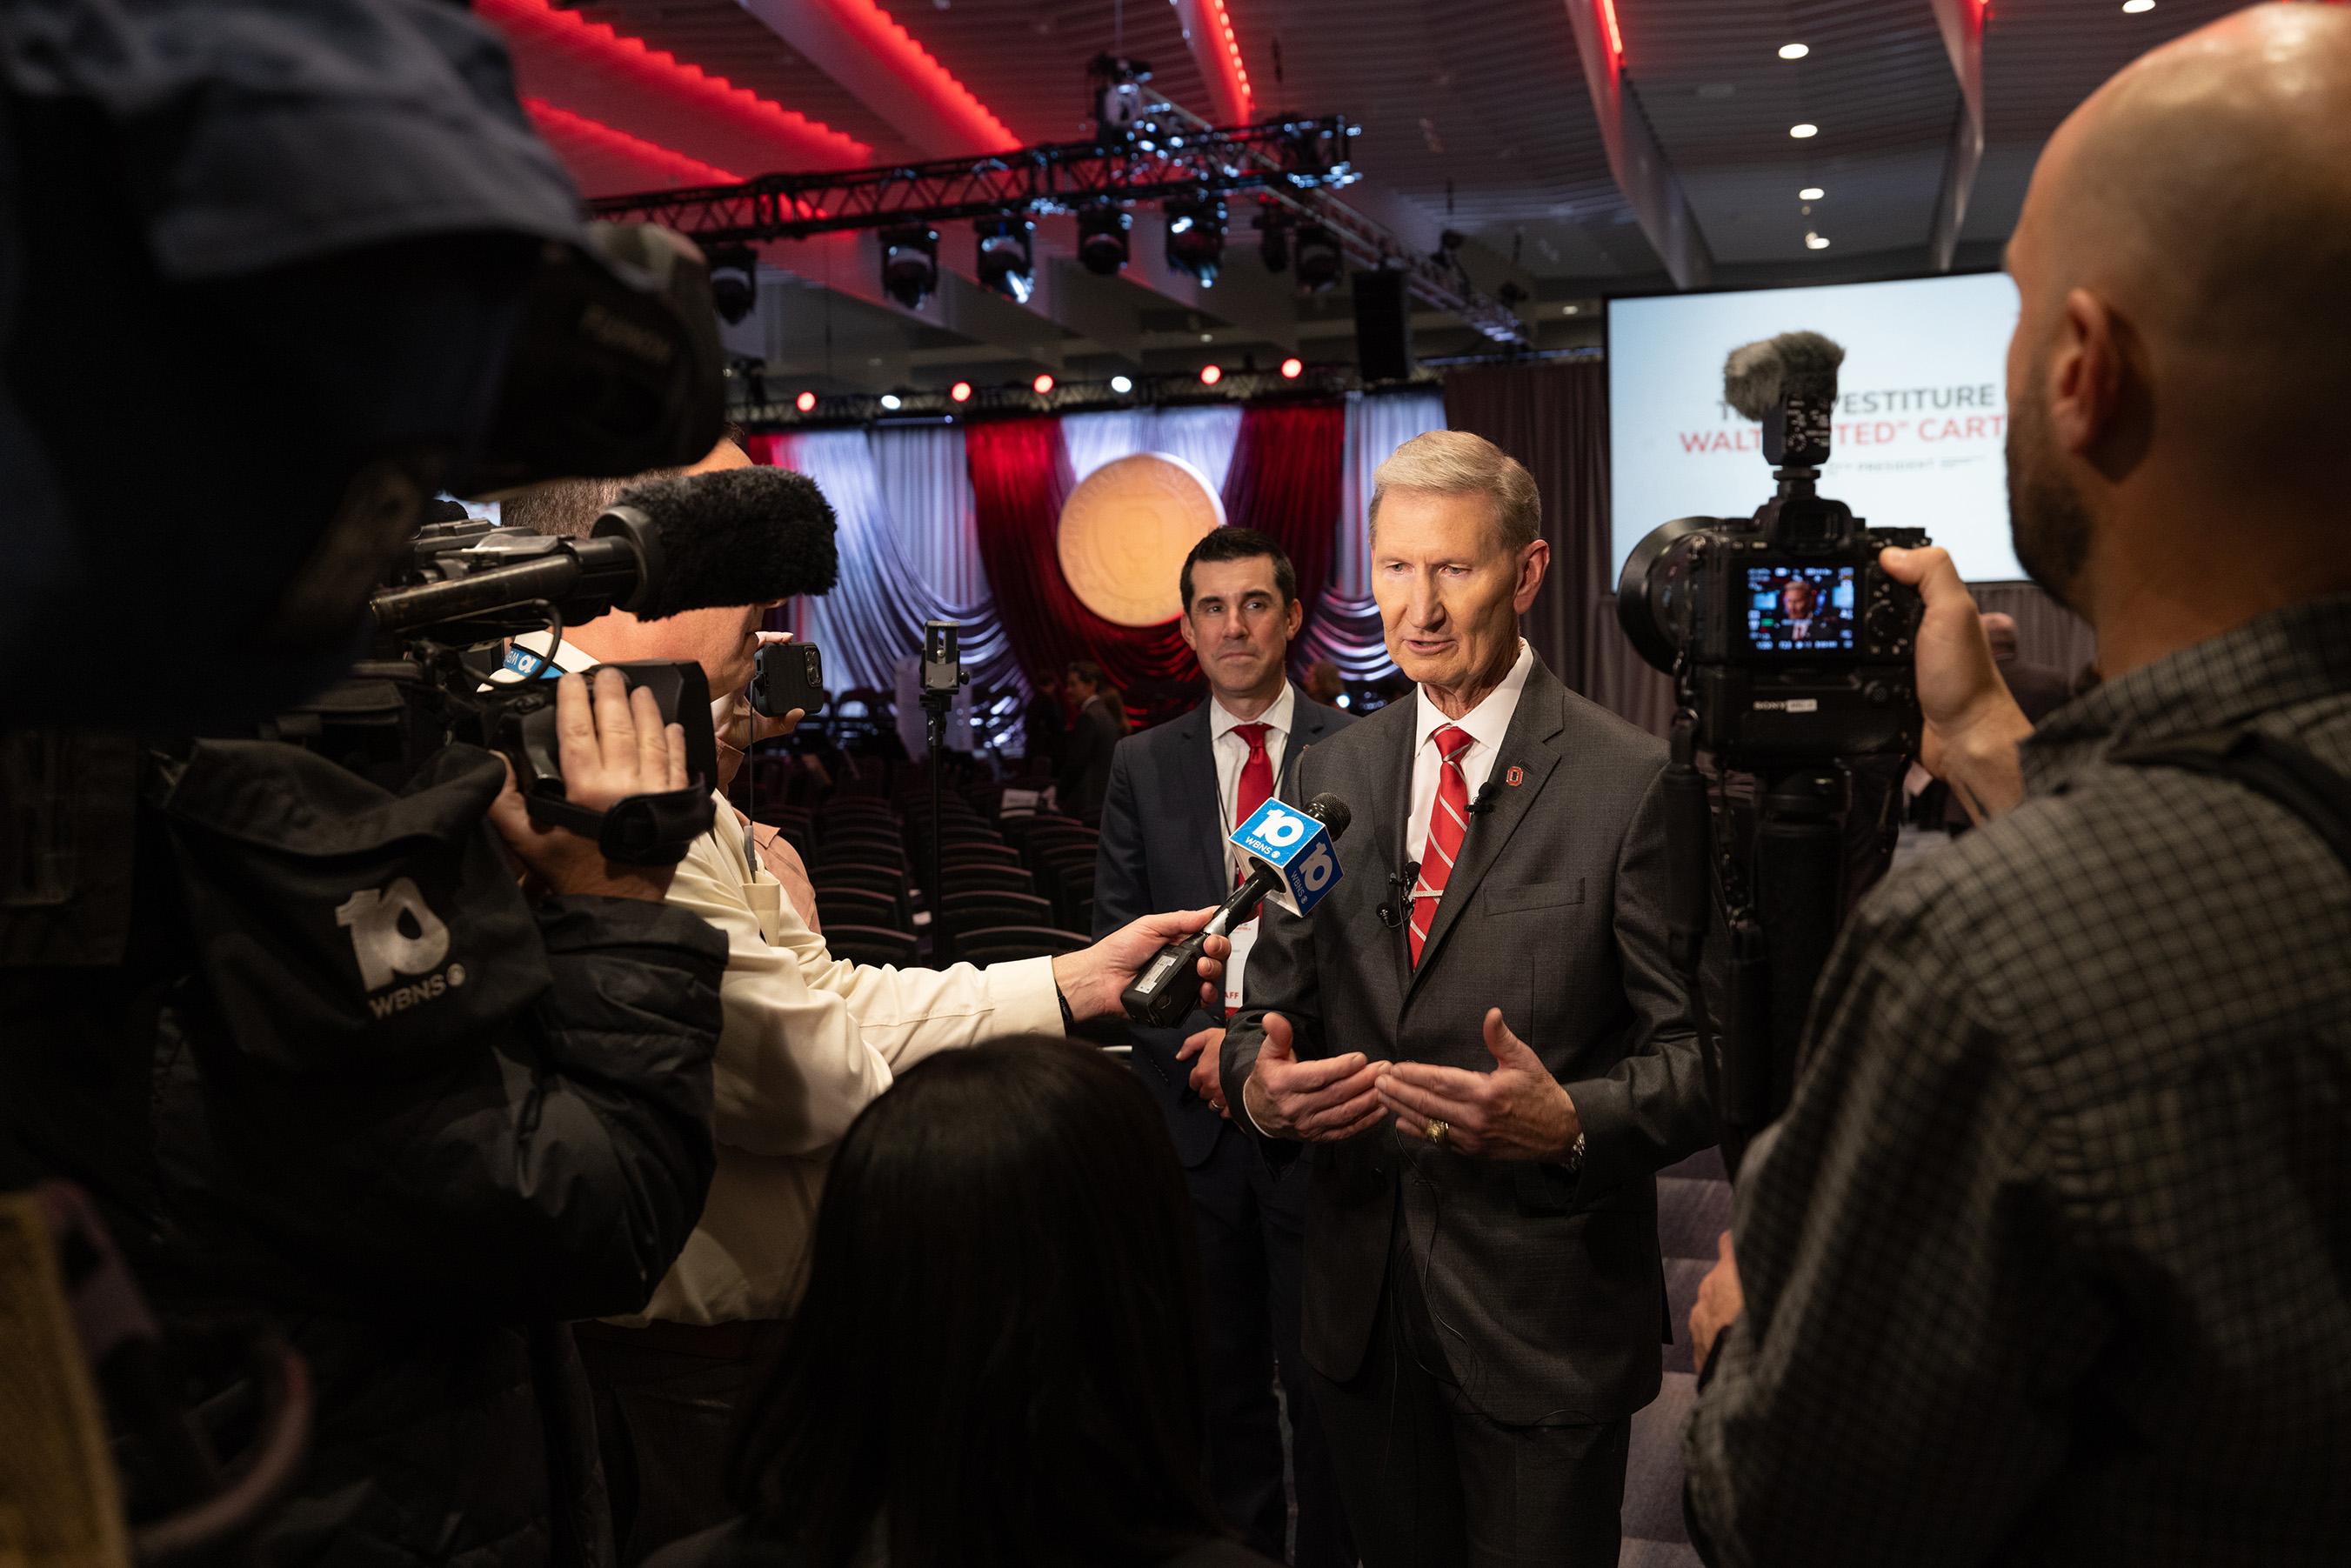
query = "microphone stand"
xmin=922 ymin=684 xmax=952 ymax=960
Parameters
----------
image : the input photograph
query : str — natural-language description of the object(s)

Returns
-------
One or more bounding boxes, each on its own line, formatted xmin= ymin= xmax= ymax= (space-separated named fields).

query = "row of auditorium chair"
xmin=746 ymin=768 xmax=1100 ymax=970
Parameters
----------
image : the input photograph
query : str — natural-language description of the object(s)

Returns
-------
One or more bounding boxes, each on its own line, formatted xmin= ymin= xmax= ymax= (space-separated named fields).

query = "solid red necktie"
xmin=1231 ymin=722 xmax=1273 ymax=891
xmin=1409 ymin=724 xmax=1473 ymax=967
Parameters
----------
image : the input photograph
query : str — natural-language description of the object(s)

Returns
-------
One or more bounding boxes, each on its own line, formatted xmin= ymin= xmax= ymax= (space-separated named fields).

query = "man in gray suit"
xmin=1095 ymin=526 xmax=1354 ymax=1566
xmin=1219 ymin=430 xmax=1713 ymax=1568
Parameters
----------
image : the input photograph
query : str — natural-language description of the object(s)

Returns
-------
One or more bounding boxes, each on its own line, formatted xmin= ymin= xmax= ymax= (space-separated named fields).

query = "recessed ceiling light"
xmin=1110 ymin=374 xmax=1134 ymax=395
xmin=1564 ymin=304 xmax=1581 ymax=316
xmin=1805 ymin=232 xmax=1831 ymax=250
xmin=1800 ymin=186 xmax=1826 ymax=201
xmin=1789 ymin=123 xmax=1819 ymax=139
xmin=1779 ymin=42 xmax=1809 ymax=60
xmin=1199 ymin=332 xmax=1214 ymax=343
xmin=879 ymin=393 xmax=903 ymax=410
xmin=2122 ymin=0 xmax=2154 ymax=11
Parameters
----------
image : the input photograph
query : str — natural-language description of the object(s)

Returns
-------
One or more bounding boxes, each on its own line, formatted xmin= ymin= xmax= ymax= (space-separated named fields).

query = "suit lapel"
xmin=1277 ymin=684 xmax=1326 ymax=798
xmin=1405 ymin=664 xmax=1567 ymax=998
xmin=1174 ymin=704 xmax=1227 ymax=896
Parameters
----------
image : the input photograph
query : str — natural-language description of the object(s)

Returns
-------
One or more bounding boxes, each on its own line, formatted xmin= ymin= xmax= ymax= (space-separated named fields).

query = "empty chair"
xmin=816 ymin=886 xmax=901 ymax=931
xmin=812 ymin=862 xmax=906 ymax=900
xmin=1049 ymin=867 xmax=1095 ymax=932
xmin=816 ymin=833 xmax=904 ymax=867
xmin=938 ymin=864 xmax=1036 ymax=898
xmin=821 ymin=924 xmax=918 ymax=967
xmin=937 ymin=889 xmax=1054 ymax=937
xmin=937 ymin=841 xmax=1022 ymax=869
xmin=953 ymin=925 xmax=1090 ymax=964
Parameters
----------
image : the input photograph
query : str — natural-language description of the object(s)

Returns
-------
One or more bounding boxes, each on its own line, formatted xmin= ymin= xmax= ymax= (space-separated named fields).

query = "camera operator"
xmin=504 ymin=438 xmax=1233 ymax=1561
xmin=0 ymin=673 xmax=731 ymax=1567
xmin=1683 ymin=8 xmax=2351 ymax=1563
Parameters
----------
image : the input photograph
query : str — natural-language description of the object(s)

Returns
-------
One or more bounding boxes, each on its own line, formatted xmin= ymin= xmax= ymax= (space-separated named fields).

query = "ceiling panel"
xmin=558 ymin=0 xmax=922 ymax=164
xmin=1615 ymin=0 xmax=1957 ymax=265
xmin=1960 ymin=0 xmax=2246 ymax=243
xmin=1242 ymin=0 xmax=1646 ymax=276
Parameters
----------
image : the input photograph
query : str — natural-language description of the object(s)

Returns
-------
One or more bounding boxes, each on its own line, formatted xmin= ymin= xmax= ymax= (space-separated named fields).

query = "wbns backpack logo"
xmin=336 ymin=877 xmax=469 ymax=1019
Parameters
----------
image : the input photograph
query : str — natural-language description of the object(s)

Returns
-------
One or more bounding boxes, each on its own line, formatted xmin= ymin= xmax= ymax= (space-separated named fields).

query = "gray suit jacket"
xmin=1219 ymin=656 xmax=1713 ymax=1424
xmin=1092 ymin=687 xmax=1355 ymax=1166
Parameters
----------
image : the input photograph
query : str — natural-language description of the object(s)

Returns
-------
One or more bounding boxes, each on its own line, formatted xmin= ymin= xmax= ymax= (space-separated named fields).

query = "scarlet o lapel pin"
xmin=1506 ymin=765 xmax=1525 ymax=787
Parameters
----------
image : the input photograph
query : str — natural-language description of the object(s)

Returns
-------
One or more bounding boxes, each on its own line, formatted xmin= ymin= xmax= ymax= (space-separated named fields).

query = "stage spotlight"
xmin=976 ymin=216 xmax=1037 ymax=304
xmin=708 ymin=244 xmax=758 ymax=325
xmin=1280 ymin=357 xmax=1304 ymax=379
xmin=880 ymin=393 xmax=904 ymax=411
xmin=1199 ymin=364 xmax=1223 ymax=386
xmin=1165 ymin=195 xmax=1228 ymax=286
xmin=1077 ymin=201 xmax=1132 ymax=277
xmin=1032 ymin=372 xmax=1056 ymax=395
xmin=950 ymin=381 xmax=973 ymax=404
xmin=881 ymin=225 xmax=940 ymax=309
xmin=795 ymin=390 xmax=818 ymax=413
xmin=1294 ymin=223 xmax=1345 ymax=293
xmin=1110 ymin=374 xmax=1134 ymax=395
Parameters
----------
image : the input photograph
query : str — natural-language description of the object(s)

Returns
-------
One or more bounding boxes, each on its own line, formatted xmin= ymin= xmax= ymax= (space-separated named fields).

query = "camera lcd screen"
xmin=1742 ymin=566 xmax=1858 ymax=653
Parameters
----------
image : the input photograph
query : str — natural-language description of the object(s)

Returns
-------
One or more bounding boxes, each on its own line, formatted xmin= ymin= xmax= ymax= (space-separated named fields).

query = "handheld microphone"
xmin=368 ymin=467 xmax=840 ymax=637
xmin=1121 ymin=792 xmax=1353 ymax=1029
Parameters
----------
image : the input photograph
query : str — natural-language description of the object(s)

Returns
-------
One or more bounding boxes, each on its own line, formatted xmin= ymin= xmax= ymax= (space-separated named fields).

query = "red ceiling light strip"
xmin=1596 ymin=0 xmax=1626 ymax=58
xmin=479 ymin=0 xmax=872 ymax=165
xmin=524 ymin=99 xmax=744 ymax=187
xmin=1201 ymin=0 xmax=1257 ymax=119
xmin=798 ymin=0 xmax=1019 ymax=151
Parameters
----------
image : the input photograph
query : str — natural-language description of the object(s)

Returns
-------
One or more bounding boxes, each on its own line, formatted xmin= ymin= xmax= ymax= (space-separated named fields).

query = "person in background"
xmin=1060 ymin=659 xmax=1124 ymax=824
xmin=1094 ymin=527 xmax=1356 ymax=1568
xmin=506 ymin=444 xmax=1230 ymax=1561
xmin=1978 ymin=611 xmax=2073 ymax=723
xmin=647 ymin=1038 xmax=1280 ymax=1568
xmin=1685 ymin=7 xmax=2351 ymax=1561
xmin=1303 ymin=658 xmax=1346 ymax=708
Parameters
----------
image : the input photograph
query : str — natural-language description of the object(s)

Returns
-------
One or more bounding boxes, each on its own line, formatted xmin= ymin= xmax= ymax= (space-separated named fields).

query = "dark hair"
xmin=1065 ymin=659 xmax=1105 ymax=690
xmin=498 ymin=424 xmax=752 ymax=538
xmin=1179 ymin=526 xmax=1297 ymax=611
xmin=727 ymin=1038 xmax=1220 ymax=1568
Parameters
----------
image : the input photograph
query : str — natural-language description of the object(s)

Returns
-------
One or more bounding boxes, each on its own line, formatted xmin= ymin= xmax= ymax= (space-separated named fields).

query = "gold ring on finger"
xmin=1426 ymin=1118 xmax=1450 ymax=1147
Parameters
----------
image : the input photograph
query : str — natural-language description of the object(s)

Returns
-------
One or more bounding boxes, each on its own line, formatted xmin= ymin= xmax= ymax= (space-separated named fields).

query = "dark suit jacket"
xmin=1094 ymin=687 xmax=1354 ymax=1166
xmin=1219 ymin=657 xmax=1713 ymax=1425
xmin=1059 ymin=694 xmax=1123 ymax=820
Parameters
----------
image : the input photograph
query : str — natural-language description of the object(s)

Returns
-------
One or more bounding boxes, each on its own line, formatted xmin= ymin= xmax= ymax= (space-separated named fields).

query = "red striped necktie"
xmin=1409 ymin=724 xmax=1473 ymax=967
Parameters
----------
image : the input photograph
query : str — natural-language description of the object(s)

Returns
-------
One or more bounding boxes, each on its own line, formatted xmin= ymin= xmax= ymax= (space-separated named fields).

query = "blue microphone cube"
xmin=1231 ymin=798 xmax=1344 ymax=917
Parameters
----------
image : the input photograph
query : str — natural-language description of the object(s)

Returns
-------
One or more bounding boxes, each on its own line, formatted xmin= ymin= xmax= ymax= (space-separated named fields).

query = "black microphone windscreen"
xmin=1721 ymin=330 xmax=1846 ymax=420
xmin=1304 ymin=791 xmax=1353 ymax=840
xmin=613 ymin=467 xmax=840 ymax=620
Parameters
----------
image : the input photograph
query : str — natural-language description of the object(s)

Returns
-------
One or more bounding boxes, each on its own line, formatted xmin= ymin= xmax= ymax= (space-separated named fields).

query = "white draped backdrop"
xmin=767 ymin=390 xmax=1447 ymax=697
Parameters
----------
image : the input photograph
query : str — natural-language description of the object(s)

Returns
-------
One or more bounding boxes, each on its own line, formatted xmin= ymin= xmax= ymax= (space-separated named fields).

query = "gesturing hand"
xmin=489 ymin=669 xmax=690 ymax=903
xmin=1375 ymin=1008 xmax=1580 ymax=1161
xmin=1880 ymin=545 xmax=2033 ymax=822
xmin=1689 ymin=1231 xmax=1744 ymax=1374
xmin=1240 ymin=1013 xmax=1389 ymax=1142
xmin=1179 ymin=1024 xmax=1227 ymax=1115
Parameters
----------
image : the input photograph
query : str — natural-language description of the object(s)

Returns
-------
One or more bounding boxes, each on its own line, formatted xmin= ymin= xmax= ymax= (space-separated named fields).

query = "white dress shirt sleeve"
xmin=663 ymin=808 xmax=1064 ymax=1158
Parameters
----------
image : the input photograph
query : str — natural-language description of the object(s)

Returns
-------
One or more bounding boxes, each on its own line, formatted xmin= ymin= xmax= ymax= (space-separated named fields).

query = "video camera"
xmin=1616 ymin=331 xmax=1927 ymax=769
xmin=270 ymin=468 xmax=841 ymax=864
xmin=1615 ymin=331 xmax=1931 ymax=1177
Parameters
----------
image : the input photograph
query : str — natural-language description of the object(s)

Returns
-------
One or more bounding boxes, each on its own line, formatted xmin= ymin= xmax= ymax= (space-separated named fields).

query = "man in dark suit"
xmin=1059 ymin=659 xmax=1122 ymax=824
xmin=1220 ymin=431 xmax=1713 ymax=1568
xmin=1095 ymin=527 xmax=1355 ymax=1568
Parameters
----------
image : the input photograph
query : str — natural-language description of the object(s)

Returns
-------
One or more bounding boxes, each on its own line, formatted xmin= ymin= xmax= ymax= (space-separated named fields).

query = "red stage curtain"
xmin=967 ymin=403 xmax=1349 ymax=722
xmin=965 ymin=417 xmax=1195 ymax=711
xmin=1219 ymin=400 xmax=1345 ymax=663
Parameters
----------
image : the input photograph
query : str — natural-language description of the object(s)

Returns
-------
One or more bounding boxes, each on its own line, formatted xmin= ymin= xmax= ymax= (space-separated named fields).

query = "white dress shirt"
xmin=498 ymin=632 xmax=1063 ymax=1325
xmin=1211 ymin=683 xmax=1296 ymax=877
xmin=1405 ymin=639 xmax=1535 ymax=871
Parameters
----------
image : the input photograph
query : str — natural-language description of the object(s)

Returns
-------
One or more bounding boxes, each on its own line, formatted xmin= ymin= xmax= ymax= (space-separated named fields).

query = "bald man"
xmin=1684 ymin=7 xmax=2351 ymax=1564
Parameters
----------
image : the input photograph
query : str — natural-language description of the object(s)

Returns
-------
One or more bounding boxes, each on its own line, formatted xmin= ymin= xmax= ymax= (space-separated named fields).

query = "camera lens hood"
xmin=1617 ymin=517 xmax=1716 ymax=675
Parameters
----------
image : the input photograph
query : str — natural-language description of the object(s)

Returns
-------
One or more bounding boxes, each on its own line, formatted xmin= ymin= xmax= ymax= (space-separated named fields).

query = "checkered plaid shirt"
xmin=1685 ymin=594 xmax=2351 ymax=1566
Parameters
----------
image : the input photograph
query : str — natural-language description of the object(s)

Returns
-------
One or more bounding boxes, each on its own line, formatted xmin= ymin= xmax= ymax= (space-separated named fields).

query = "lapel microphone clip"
xmin=1377 ymin=861 xmax=1419 ymax=929
xmin=1467 ymin=781 xmax=1500 ymax=817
